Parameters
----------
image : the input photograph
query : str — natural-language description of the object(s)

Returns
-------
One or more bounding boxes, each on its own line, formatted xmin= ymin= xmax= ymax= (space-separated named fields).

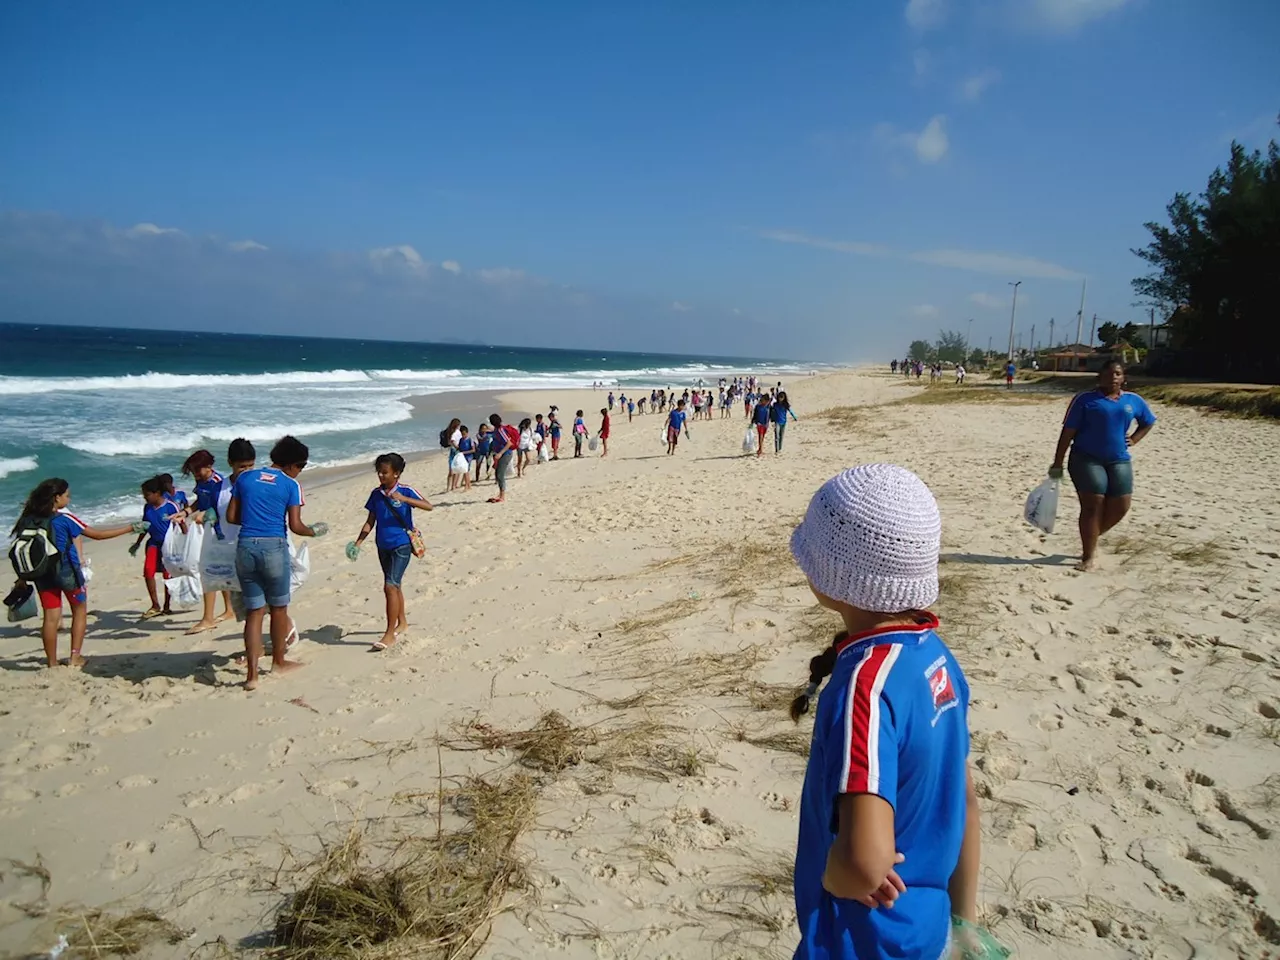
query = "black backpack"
xmin=439 ymin=428 xmax=451 ymax=449
xmin=8 ymin=516 xmax=61 ymax=582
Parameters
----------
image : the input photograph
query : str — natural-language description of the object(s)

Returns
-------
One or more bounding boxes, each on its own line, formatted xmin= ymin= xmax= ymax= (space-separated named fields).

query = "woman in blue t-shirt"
xmin=10 ymin=478 xmax=143 ymax=668
xmin=1049 ymin=360 xmax=1157 ymax=571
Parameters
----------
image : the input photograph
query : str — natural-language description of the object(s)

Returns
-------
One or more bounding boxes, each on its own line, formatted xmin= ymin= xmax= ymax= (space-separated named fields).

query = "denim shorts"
xmin=378 ymin=544 xmax=412 ymax=587
xmin=236 ymin=537 xmax=291 ymax=610
xmin=1068 ymin=450 xmax=1134 ymax=498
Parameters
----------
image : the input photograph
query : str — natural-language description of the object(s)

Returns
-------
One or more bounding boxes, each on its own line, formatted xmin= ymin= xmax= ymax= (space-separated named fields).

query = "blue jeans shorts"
xmin=236 ymin=537 xmax=291 ymax=610
xmin=378 ymin=544 xmax=412 ymax=587
xmin=1068 ymin=450 xmax=1134 ymax=498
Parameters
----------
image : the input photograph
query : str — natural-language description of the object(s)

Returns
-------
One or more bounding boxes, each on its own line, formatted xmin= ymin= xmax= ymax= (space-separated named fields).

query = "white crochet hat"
xmin=790 ymin=463 xmax=941 ymax=613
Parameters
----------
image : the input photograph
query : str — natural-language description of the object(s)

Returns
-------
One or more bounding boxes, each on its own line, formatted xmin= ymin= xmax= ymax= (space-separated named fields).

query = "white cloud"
xmin=757 ymin=229 xmax=1080 ymax=281
xmin=969 ymin=291 xmax=1004 ymax=308
xmin=911 ymin=248 xmax=1079 ymax=280
xmin=126 ymin=222 xmax=183 ymax=238
xmin=958 ymin=68 xmax=1001 ymax=102
xmin=474 ymin=267 xmax=525 ymax=284
xmin=229 ymin=239 xmax=267 ymax=252
xmin=874 ymin=115 xmax=949 ymax=164
xmin=1021 ymin=0 xmax=1134 ymax=33
xmin=912 ymin=304 xmax=939 ymax=318
xmin=914 ymin=115 xmax=949 ymax=163
xmin=905 ymin=0 xmax=946 ymax=30
xmin=671 ymin=301 xmax=692 ymax=312
xmin=757 ymin=229 xmax=888 ymax=257
xmin=913 ymin=48 xmax=932 ymax=80
xmin=441 ymin=259 xmax=462 ymax=274
xmin=368 ymin=245 xmax=429 ymax=276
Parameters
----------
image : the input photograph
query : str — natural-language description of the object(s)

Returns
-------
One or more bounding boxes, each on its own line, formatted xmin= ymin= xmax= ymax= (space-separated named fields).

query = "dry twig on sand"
xmin=56 ymin=907 xmax=188 ymax=958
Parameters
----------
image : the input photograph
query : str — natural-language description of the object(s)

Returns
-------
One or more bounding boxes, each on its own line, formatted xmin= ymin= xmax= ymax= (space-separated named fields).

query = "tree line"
xmin=1132 ymin=115 xmax=1279 ymax=382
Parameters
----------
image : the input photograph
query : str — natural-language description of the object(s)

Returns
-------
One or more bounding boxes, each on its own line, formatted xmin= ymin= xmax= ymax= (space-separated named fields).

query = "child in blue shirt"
xmin=665 ymin=400 xmax=689 ymax=455
xmin=788 ymin=464 xmax=982 ymax=960
xmin=133 ymin=475 xmax=180 ymax=618
xmin=456 ymin=426 xmax=476 ymax=491
xmin=347 ymin=452 xmax=433 ymax=652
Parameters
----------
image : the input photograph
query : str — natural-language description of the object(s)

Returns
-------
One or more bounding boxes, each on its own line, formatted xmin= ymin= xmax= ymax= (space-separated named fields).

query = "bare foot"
xmin=1075 ymin=558 xmax=1097 ymax=572
xmin=67 ymin=653 xmax=86 ymax=668
xmin=244 ymin=678 xmax=259 ymax=691
xmin=215 ymin=611 xmax=235 ymax=623
xmin=272 ymin=659 xmax=305 ymax=676
xmin=185 ymin=620 xmax=217 ymax=635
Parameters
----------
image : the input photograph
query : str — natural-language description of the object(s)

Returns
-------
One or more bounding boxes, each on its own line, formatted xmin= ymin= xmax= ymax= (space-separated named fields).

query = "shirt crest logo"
xmin=928 ymin=664 xmax=955 ymax=710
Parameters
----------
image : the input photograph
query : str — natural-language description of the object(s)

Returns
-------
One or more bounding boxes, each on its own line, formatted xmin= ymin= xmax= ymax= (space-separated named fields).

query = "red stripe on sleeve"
xmin=843 ymin=644 xmax=893 ymax=794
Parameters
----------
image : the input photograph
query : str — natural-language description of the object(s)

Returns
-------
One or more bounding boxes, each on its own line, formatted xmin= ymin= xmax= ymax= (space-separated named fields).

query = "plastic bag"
xmin=183 ymin=519 xmax=203 ymax=572
xmin=162 ymin=523 xmax=193 ymax=576
xmin=168 ymin=574 xmax=202 ymax=609
xmin=1023 ymin=476 xmax=1060 ymax=535
xmin=450 ymin=452 xmax=469 ymax=475
xmin=5 ymin=585 xmax=38 ymax=623
xmin=742 ymin=429 xmax=756 ymax=454
xmin=950 ymin=917 xmax=1011 ymax=959
xmin=588 ymin=436 xmax=599 ymax=452
xmin=290 ymin=539 xmax=311 ymax=592
xmin=200 ymin=528 xmax=239 ymax=593
xmin=537 ymin=444 xmax=550 ymax=463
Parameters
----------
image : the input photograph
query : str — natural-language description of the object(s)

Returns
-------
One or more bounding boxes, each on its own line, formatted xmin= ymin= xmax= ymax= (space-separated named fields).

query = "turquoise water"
xmin=0 ymin=322 xmax=799 ymax=526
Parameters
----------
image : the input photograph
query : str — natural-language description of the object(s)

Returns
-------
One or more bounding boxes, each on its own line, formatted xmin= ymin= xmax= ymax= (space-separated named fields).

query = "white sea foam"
xmin=0 ymin=455 xmax=39 ymax=479
xmin=0 ymin=369 xmax=461 ymax=395
xmin=64 ymin=403 xmax=415 ymax=457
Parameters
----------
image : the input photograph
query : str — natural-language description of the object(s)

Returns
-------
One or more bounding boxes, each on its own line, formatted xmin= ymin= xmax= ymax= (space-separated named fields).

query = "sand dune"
xmin=1 ymin=369 xmax=1277 ymax=958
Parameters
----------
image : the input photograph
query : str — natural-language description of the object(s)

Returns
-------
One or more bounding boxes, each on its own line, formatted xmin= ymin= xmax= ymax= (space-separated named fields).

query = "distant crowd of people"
xmin=5 ymin=374 xmax=802 ymax=685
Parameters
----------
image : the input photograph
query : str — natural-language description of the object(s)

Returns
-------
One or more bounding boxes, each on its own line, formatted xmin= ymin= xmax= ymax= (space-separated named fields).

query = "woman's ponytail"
xmin=789 ymin=635 xmax=842 ymax=722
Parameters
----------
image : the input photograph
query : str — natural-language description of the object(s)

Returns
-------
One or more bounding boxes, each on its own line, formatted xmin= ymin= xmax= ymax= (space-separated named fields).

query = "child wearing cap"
xmin=788 ymin=463 xmax=982 ymax=960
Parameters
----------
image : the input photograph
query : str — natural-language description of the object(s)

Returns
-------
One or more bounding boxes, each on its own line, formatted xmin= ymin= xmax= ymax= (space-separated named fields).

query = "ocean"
xmin=0 ymin=323 xmax=801 ymax=528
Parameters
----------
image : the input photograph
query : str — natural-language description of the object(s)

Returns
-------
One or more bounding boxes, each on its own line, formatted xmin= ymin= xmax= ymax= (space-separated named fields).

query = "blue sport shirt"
xmin=142 ymin=499 xmax=180 ymax=546
xmin=1064 ymin=390 xmax=1156 ymax=463
xmin=795 ymin=615 xmax=970 ymax=960
xmin=232 ymin=468 xmax=304 ymax=539
xmin=364 ymin=484 xmax=423 ymax=550
xmin=668 ymin=409 xmax=687 ymax=431
xmin=50 ymin=511 xmax=87 ymax=571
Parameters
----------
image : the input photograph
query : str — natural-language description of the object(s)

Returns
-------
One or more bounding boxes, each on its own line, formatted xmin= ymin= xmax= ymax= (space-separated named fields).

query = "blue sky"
xmin=1 ymin=0 xmax=1276 ymax=360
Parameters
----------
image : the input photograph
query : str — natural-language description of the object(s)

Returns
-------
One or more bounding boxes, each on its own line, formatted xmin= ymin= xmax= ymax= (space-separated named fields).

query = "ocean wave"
xmin=63 ymin=403 xmax=415 ymax=457
xmin=0 ymin=369 xmax=456 ymax=395
xmin=0 ymin=455 xmax=39 ymax=479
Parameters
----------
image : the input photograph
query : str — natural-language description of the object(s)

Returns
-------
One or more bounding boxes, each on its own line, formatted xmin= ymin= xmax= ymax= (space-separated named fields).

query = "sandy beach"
xmin=1 ymin=368 xmax=1277 ymax=959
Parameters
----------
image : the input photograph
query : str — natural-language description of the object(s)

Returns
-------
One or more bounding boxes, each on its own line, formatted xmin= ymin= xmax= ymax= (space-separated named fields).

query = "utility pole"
xmin=1007 ymin=281 xmax=1022 ymax=360
xmin=1049 ymin=317 xmax=1055 ymax=351
xmin=987 ymin=336 xmax=992 ymax=357
xmin=1074 ymin=279 xmax=1087 ymax=347
xmin=965 ymin=318 xmax=973 ymax=359
xmin=1089 ymin=313 xmax=1097 ymax=347
xmin=1030 ymin=323 xmax=1036 ymax=356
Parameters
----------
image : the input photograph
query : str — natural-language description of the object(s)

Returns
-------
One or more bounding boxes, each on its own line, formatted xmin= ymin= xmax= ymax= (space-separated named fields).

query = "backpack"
xmin=439 ymin=428 xmax=451 ymax=449
xmin=501 ymin=424 xmax=520 ymax=450
xmin=9 ymin=516 xmax=60 ymax=582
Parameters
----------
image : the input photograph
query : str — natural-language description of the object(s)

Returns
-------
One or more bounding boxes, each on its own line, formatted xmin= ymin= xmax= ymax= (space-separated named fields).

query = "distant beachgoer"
xmin=440 ymin=418 xmax=462 ymax=489
xmin=226 ymin=435 xmax=328 ymax=691
xmin=573 ymin=410 xmax=588 ymax=458
xmin=456 ymin=426 xmax=476 ymax=491
xmin=627 ymin=397 xmax=636 ymax=422
xmin=607 ymin=391 xmax=615 ymax=411
xmin=770 ymin=391 xmax=797 ymax=454
xmin=486 ymin=414 xmax=519 ymax=503
xmin=517 ymin=418 xmax=534 ymax=478
xmin=10 ymin=478 xmax=142 ymax=667
xmin=1049 ymin=360 xmax=1156 ymax=572
xmin=787 ymin=463 xmax=979 ymax=960
xmin=955 ymin=364 xmax=966 ymax=385
xmin=752 ymin=397 xmax=772 ymax=457
xmin=665 ymin=399 xmax=689 ymax=455
xmin=475 ymin=423 xmax=493 ymax=483
xmin=1005 ymin=361 xmax=1016 ymax=389
xmin=599 ymin=408 xmax=611 ymax=457
xmin=346 ymin=452 xmax=432 ymax=651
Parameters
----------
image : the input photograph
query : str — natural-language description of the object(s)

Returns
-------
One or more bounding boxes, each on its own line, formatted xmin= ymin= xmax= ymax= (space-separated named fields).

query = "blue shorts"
xmin=1068 ymin=450 xmax=1134 ymax=498
xmin=236 ymin=537 xmax=291 ymax=610
xmin=378 ymin=544 xmax=412 ymax=587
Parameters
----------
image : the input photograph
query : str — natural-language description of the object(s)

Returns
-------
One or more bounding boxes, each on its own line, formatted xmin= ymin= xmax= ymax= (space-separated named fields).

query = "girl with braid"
xmin=787 ymin=464 xmax=987 ymax=960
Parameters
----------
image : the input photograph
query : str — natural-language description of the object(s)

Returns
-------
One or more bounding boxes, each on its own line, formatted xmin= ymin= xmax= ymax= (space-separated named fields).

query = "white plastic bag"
xmin=183 ymin=519 xmax=203 ymax=571
xmin=537 ymin=444 xmax=550 ymax=463
xmin=162 ymin=523 xmax=192 ymax=576
xmin=742 ymin=429 xmax=756 ymax=454
xmin=200 ymin=528 xmax=239 ymax=593
xmin=449 ymin=452 xmax=469 ymax=475
xmin=290 ymin=540 xmax=311 ymax=592
xmin=1024 ymin=476 xmax=1060 ymax=534
xmin=588 ymin=436 xmax=599 ymax=452
xmin=168 ymin=574 xmax=202 ymax=609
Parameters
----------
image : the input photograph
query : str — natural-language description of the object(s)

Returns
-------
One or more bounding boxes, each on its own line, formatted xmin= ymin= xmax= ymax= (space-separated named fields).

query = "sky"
xmin=0 ymin=0 xmax=1277 ymax=361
